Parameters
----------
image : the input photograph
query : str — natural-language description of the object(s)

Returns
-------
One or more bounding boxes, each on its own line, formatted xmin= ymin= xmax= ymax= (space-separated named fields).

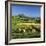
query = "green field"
xmin=11 ymin=14 xmax=41 ymax=39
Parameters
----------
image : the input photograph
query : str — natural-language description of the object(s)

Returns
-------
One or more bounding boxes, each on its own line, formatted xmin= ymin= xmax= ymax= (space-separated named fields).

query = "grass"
xmin=11 ymin=31 xmax=40 ymax=39
xmin=11 ymin=15 xmax=40 ymax=39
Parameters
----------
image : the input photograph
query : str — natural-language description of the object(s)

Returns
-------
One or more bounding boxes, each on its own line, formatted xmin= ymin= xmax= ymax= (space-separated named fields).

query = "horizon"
xmin=12 ymin=14 xmax=40 ymax=18
xmin=11 ymin=4 xmax=41 ymax=17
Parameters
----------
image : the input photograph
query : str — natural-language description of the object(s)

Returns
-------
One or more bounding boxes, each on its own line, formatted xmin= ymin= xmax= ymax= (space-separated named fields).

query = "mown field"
xmin=11 ymin=14 xmax=41 ymax=39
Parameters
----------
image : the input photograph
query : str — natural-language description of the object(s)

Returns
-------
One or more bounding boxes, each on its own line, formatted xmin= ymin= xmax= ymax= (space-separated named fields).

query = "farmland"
xmin=11 ymin=14 xmax=40 ymax=39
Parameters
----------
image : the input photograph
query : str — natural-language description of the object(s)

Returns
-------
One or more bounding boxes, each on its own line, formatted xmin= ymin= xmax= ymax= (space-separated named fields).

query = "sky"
xmin=11 ymin=4 xmax=41 ymax=17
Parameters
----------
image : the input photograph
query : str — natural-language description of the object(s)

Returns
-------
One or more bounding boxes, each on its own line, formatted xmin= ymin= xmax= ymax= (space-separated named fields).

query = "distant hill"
xmin=17 ymin=14 xmax=30 ymax=18
xmin=15 ymin=14 xmax=40 ymax=20
xmin=12 ymin=14 xmax=40 ymax=23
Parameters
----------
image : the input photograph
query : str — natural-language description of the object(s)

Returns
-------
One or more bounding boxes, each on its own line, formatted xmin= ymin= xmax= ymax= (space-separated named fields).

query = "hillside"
xmin=11 ymin=14 xmax=40 ymax=39
xmin=12 ymin=14 xmax=40 ymax=23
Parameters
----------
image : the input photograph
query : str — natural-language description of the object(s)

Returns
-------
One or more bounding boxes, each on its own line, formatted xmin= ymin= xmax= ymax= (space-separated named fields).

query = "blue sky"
xmin=11 ymin=5 xmax=41 ymax=17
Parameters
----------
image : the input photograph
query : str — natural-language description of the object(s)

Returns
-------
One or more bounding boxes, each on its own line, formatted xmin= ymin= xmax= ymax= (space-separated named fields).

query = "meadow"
xmin=11 ymin=14 xmax=40 ymax=39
